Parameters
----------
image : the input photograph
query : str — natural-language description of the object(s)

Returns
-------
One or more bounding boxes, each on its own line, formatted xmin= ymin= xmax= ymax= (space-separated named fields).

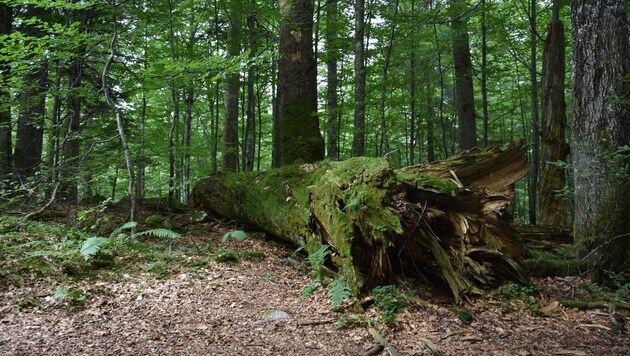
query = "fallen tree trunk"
xmin=192 ymin=142 xmax=530 ymax=303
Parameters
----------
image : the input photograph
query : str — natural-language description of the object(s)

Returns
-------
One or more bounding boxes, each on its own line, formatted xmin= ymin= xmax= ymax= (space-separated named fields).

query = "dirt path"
xmin=1 ymin=223 xmax=628 ymax=355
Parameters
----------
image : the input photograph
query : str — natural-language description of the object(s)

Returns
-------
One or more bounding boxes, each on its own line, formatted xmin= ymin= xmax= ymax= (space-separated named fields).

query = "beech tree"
xmin=277 ymin=0 xmax=324 ymax=165
xmin=0 ymin=3 xmax=12 ymax=181
xmin=571 ymin=0 xmax=630 ymax=273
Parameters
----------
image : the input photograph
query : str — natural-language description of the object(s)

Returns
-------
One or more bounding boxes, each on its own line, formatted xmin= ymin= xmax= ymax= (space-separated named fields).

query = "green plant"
xmin=215 ymin=249 xmax=238 ymax=263
xmin=306 ymin=243 xmax=329 ymax=279
xmin=450 ymin=307 xmax=473 ymax=324
xmin=370 ymin=285 xmax=406 ymax=324
xmin=496 ymin=283 xmax=540 ymax=313
xmin=301 ymin=278 xmax=321 ymax=297
xmin=221 ymin=229 xmax=248 ymax=243
xmin=328 ymin=276 xmax=351 ymax=307
xmin=54 ymin=285 xmax=87 ymax=305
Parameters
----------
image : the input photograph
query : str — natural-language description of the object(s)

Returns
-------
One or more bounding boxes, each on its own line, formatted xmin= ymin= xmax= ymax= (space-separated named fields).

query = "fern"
xmin=307 ymin=244 xmax=330 ymax=275
xmin=80 ymin=237 xmax=109 ymax=261
xmin=110 ymin=221 xmax=138 ymax=238
xmin=328 ymin=277 xmax=351 ymax=307
xmin=137 ymin=228 xmax=181 ymax=239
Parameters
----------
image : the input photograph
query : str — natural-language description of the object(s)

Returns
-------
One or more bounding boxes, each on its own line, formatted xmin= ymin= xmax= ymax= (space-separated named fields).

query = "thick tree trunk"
xmin=352 ymin=0 xmax=366 ymax=157
xmin=222 ymin=1 xmax=241 ymax=172
xmin=571 ymin=0 xmax=630 ymax=274
xmin=450 ymin=0 xmax=477 ymax=151
xmin=193 ymin=142 xmax=530 ymax=303
xmin=326 ymin=0 xmax=339 ymax=160
xmin=539 ymin=3 xmax=569 ymax=227
xmin=278 ymin=0 xmax=324 ymax=165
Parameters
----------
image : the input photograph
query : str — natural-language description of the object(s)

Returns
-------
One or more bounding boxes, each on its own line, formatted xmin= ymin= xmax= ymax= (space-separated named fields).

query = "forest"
xmin=1 ymin=0 xmax=629 ymax=354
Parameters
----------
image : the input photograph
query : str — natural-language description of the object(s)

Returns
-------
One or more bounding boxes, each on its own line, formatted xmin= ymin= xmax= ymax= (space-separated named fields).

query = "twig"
xmin=576 ymin=323 xmax=611 ymax=332
xmin=367 ymin=328 xmax=401 ymax=356
xmin=298 ymin=319 xmax=335 ymax=326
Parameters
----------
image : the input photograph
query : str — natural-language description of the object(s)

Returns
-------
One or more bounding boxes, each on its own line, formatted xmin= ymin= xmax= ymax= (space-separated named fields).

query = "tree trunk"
xmin=570 ymin=0 xmax=630 ymax=274
xmin=167 ymin=0 xmax=180 ymax=203
xmin=377 ymin=0 xmax=399 ymax=158
xmin=528 ymin=0 xmax=540 ymax=226
xmin=278 ymin=0 xmax=325 ymax=165
xmin=539 ymin=1 xmax=569 ymax=227
xmin=326 ymin=0 xmax=339 ymax=160
xmin=450 ymin=0 xmax=477 ymax=151
xmin=193 ymin=142 xmax=530 ymax=303
xmin=222 ymin=1 xmax=241 ymax=172
xmin=0 ymin=3 xmax=12 ymax=182
xmin=480 ymin=0 xmax=489 ymax=147
xmin=352 ymin=0 xmax=366 ymax=157
xmin=244 ymin=6 xmax=256 ymax=172
xmin=14 ymin=61 xmax=48 ymax=180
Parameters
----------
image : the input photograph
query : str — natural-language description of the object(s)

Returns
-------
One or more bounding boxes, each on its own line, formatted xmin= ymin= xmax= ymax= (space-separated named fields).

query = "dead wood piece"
xmin=192 ymin=142 xmax=530 ymax=302
xmin=368 ymin=328 xmax=401 ymax=356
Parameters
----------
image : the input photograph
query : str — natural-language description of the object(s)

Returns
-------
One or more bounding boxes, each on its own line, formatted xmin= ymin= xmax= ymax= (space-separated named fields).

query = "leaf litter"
xmin=1 ymin=215 xmax=628 ymax=355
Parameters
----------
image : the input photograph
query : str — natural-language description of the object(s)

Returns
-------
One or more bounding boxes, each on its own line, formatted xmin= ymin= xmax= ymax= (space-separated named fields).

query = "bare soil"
xmin=1 ymin=216 xmax=628 ymax=355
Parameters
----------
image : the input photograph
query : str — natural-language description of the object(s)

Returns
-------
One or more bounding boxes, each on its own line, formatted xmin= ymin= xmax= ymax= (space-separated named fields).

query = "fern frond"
xmin=110 ymin=221 xmax=138 ymax=238
xmin=328 ymin=277 xmax=351 ymax=307
xmin=137 ymin=228 xmax=181 ymax=239
xmin=80 ymin=237 xmax=109 ymax=261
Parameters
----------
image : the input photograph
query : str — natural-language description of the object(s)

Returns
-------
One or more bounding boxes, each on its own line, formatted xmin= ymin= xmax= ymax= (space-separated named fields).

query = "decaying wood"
xmin=192 ymin=142 xmax=530 ymax=303
xmin=517 ymin=224 xmax=573 ymax=247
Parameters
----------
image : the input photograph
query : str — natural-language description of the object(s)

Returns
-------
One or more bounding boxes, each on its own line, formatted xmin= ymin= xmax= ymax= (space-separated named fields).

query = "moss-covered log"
xmin=192 ymin=142 xmax=530 ymax=303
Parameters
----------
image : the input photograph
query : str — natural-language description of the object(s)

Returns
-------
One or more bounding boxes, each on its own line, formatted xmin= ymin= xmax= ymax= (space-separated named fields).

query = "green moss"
xmin=395 ymin=171 xmax=459 ymax=196
xmin=279 ymin=100 xmax=325 ymax=164
xmin=145 ymin=215 xmax=166 ymax=228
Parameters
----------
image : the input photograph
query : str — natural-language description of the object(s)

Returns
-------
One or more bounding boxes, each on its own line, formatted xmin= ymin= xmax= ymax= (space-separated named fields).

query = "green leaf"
xmin=110 ymin=221 xmax=138 ymax=238
xmin=80 ymin=237 xmax=109 ymax=261
xmin=221 ymin=230 xmax=248 ymax=243
xmin=328 ymin=277 xmax=351 ymax=307
xmin=137 ymin=228 xmax=181 ymax=239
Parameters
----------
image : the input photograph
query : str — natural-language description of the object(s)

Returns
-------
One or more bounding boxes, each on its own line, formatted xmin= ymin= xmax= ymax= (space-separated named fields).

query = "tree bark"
xmin=352 ymin=0 xmax=366 ymax=157
xmin=539 ymin=1 xmax=569 ymax=227
xmin=244 ymin=5 xmax=257 ymax=172
xmin=450 ymin=0 xmax=477 ymax=151
xmin=326 ymin=0 xmax=339 ymax=160
xmin=0 ymin=3 xmax=12 ymax=182
xmin=571 ymin=0 xmax=630 ymax=274
xmin=278 ymin=0 xmax=325 ymax=165
xmin=528 ymin=0 xmax=540 ymax=226
xmin=193 ymin=142 xmax=530 ymax=303
xmin=222 ymin=1 xmax=242 ymax=172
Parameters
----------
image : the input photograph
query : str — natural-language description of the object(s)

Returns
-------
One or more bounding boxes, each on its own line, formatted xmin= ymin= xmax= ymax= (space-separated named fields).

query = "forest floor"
xmin=0 ymin=204 xmax=629 ymax=355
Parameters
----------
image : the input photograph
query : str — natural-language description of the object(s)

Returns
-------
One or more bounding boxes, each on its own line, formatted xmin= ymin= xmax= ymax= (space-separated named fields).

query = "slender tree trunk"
xmin=222 ymin=1 xmax=241 ymax=172
xmin=15 ymin=62 xmax=48 ymax=180
xmin=167 ymin=0 xmax=180 ymax=203
xmin=182 ymin=86 xmax=194 ymax=204
xmin=528 ymin=0 xmax=540 ymax=225
xmin=137 ymin=93 xmax=146 ymax=199
xmin=61 ymin=53 xmax=83 ymax=203
xmin=539 ymin=0 xmax=568 ymax=227
xmin=480 ymin=0 xmax=489 ymax=147
xmin=450 ymin=0 xmax=477 ymax=151
xmin=103 ymin=0 xmax=135 ymax=223
xmin=433 ymin=21 xmax=448 ymax=159
xmin=352 ymin=0 xmax=366 ymax=156
xmin=408 ymin=0 xmax=417 ymax=165
xmin=326 ymin=0 xmax=339 ymax=160
xmin=271 ymin=54 xmax=280 ymax=168
xmin=427 ymin=90 xmax=436 ymax=162
xmin=244 ymin=6 xmax=256 ymax=171
xmin=378 ymin=0 xmax=399 ymax=158
xmin=278 ymin=0 xmax=324 ymax=165
xmin=0 ymin=3 xmax=12 ymax=182
xmin=571 ymin=0 xmax=630 ymax=273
